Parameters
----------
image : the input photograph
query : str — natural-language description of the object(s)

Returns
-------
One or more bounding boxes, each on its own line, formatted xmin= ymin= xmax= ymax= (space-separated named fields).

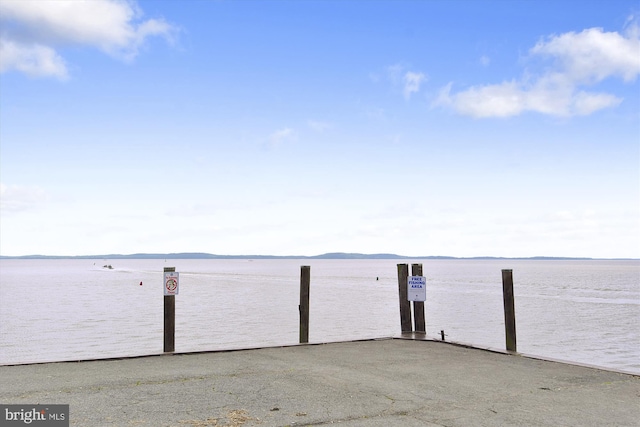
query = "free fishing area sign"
xmin=407 ymin=276 xmax=426 ymax=301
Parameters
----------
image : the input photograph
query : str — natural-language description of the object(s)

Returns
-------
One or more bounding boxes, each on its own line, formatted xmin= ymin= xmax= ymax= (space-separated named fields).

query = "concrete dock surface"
xmin=1 ymin=338 xmax=638 ymax=426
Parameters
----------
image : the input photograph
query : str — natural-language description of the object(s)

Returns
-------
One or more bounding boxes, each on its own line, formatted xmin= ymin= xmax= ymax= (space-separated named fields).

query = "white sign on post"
xmin=164 ymin=271 xmax=179 ymax=296
xmin=407 ymin=276 xmax=426 ymax=301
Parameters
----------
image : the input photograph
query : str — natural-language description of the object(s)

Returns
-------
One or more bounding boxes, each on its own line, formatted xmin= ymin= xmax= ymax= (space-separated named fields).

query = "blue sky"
xmin=1 ymin=0 xmax=638 ymax=258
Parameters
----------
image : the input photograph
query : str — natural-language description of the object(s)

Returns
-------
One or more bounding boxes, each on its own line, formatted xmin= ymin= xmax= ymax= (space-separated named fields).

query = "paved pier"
xmin=1 ymin=339 xmax=638 ymax=426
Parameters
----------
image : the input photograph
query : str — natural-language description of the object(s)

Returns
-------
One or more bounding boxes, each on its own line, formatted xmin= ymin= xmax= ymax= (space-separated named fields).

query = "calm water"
xmin=0 ymin=259 xmax=638 ymax=373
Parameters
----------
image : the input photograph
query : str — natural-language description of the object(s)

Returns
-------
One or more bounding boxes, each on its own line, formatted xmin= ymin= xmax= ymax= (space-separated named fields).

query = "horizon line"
xmin=0 ymin=252 xmax=637 ymax=261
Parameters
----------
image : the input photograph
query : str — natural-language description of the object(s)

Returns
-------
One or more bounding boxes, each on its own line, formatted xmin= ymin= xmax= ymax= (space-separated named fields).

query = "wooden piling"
xmin=397 ymin=264 xmax=412 ymax=333
xmin=411 ymin=263 xmax=426 ymax=333
xmin=164 ymin=267 xmax=176 ymax=353
xmin=502 ymin=269 xmax=517 ymax=352
xmin=299 ymin=265 xmax=310 ymax=344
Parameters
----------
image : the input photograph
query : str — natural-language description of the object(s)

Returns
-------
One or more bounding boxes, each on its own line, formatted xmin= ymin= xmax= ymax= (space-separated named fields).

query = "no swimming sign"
xmin=164 ymin=271 xmax=179 ymax=296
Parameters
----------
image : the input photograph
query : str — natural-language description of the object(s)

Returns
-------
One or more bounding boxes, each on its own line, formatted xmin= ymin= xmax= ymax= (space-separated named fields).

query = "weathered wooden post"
xmin=411 ymin=263 xmax=426 ymax=333
xmin=397 ymin=264 xmax=412 ymax=333
xmin=299 ymin=265 xmax=310 ymax=343
xmin=502 ymin=269 xmax=517 ymax=352
xmin=164 ymin=267 xmax=176 ymax=353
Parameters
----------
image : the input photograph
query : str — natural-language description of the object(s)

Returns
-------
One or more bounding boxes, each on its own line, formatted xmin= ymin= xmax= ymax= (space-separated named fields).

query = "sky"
xmin=0 ymin=0 xmax=639 ymax=258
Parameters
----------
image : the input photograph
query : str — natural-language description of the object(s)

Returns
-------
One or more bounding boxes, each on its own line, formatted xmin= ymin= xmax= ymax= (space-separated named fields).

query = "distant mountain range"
xmin=0 ymin=252 xmax=629 ymax=260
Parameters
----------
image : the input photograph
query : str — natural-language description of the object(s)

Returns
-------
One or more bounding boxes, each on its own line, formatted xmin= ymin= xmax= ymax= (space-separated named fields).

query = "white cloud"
xmin=435 ymin=23 xmax=639 ymax=118
xmin=307 ymin=120 xmax=332 ymax=132
xmin=267 ymin=127 xmax=296 ymax=148
xmin=385 ymin=64 xmax=427 ymax=100
xmin=0 ymin=183 xmax=48 ymax=213
xmin=530 ymin=26 xmax=640 ymax=84
xmin=0 ymin=39 xmax=68 ymax=79
xmin=403 ymin=71 xmax=426 ymax=100
xmin=571 ymin=90 xmax=623 ymax=115
xmin=435 ymin=76 xmax=622 ymax=118
xmin=0 ymin=0 xmax=177 ymax=79
xmin=386 ymin=64 xmax=404 ymax=83
xmin=435 ymin=81 xmax=524 ymax=118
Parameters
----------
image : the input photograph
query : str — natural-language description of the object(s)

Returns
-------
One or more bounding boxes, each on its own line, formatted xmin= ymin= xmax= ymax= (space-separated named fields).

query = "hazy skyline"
xmin=1 ymin=0 xmax=638 ymax=258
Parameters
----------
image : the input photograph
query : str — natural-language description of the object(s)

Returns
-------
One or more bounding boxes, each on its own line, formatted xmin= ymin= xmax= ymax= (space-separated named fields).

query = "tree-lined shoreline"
xmin=1 ymin=252 xmax=631 ymax=260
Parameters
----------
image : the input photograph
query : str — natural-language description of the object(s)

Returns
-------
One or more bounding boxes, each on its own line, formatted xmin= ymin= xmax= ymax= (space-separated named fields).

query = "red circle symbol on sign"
xmin=166 ymin=278 xmax=177 ymax=292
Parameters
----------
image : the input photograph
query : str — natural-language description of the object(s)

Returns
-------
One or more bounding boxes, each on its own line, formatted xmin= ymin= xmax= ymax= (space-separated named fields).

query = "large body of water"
xmin=1 ymin=258 xmax=638 ymax=373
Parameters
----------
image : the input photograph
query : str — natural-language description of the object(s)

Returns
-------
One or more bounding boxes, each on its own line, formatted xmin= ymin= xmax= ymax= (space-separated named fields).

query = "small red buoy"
xmin=139 ymin=281 xmax=143 ymax=286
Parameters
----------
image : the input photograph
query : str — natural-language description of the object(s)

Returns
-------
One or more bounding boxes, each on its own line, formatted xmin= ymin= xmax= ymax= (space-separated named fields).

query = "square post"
xmin=502 ymin=269 xmax=517 ymax=352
